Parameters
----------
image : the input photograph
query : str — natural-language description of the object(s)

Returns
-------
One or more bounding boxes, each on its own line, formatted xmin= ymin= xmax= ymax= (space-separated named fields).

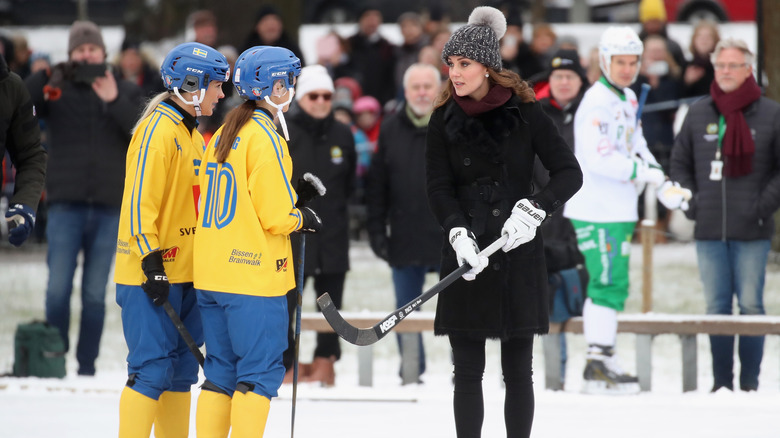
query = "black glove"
xmin=295 ymin=173 xmax=326 ymax=208
xmin=141 ymin=251 xmax=169 ymax=306
xmin=369 ymin=234 xmax=389 ymax=261
xmin=299 ymin=207 xmax=322 ymax=233
xmin=5 ymin=204 xmax=35 ymax=247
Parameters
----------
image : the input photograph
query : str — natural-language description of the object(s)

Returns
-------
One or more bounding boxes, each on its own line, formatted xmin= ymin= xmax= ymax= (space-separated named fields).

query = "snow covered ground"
xmin=1 ymin=240 xmax=780 ymax=437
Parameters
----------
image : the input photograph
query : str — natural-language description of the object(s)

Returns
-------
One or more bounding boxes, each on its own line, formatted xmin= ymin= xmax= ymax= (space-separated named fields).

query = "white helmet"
xmin=598 ymin=26 xmax=644 ymax=85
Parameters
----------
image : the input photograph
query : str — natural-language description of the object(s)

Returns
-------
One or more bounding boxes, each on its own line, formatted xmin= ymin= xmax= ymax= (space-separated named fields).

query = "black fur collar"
xmin=442 ymin=97 xmax=525 ymax=163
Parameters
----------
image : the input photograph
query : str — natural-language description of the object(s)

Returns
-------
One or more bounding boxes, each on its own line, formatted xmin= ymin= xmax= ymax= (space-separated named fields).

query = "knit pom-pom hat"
xmin=441 ymin=6 xmax=507 ymax=71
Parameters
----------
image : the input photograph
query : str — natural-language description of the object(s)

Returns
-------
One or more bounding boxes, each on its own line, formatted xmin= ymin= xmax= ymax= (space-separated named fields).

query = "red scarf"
xmin=710 ymin=75 xmax=762 ymax=177
xmin=453 ymin=84 xmax=513 ymax=117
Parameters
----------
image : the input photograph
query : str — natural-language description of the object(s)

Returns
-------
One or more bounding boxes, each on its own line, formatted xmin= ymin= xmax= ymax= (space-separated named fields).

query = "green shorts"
xmin=570 ymin=220 xmax=635 ymax=311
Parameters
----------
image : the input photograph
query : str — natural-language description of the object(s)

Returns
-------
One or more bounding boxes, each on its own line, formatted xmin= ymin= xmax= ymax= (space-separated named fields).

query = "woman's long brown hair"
xmin=434 ymin=68 xmax=536 ymax=109
xmin=213 ymin=100 xmax=256 ymax=163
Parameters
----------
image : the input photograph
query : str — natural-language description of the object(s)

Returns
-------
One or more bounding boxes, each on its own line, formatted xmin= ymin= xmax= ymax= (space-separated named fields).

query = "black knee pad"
xmin=201 ymin=379 xmax=231 ymax=396
xmin=235 ymin=381 xmax=256 ymax=394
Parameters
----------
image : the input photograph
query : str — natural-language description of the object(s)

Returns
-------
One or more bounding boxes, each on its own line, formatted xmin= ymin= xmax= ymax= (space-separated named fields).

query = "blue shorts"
xmin=196 ymin=290 xmax=288 ymax=399
xmin=116 ymin=283 xmax=203 ymax=399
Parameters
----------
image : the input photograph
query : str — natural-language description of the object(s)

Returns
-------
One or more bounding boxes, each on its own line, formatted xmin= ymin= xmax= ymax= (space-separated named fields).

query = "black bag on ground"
xmin=13 ymin=320 xmax=66 ymax=378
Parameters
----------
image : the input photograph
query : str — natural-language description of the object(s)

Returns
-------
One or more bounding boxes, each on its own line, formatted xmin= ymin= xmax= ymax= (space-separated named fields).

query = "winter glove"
xmin=633 ymin=158 xmax=666 ymax=187
xmin=299 ymin=207 xmax=323 ymax=233
xmin=501 ymin=199 xmax=546 ymax=252
xmin=295 ymin=173 xmax=327 ymax=208
xmin=657 ymin=180 xmax=692 ymax=211
xmin=449 ymin=227 xmax=488 ymax=281
xmin=5 ymin=204 xmax=36 ymax=247
xmin=141 ymin=251 xmax=169 ymax=306
xmin=369 ymin=233 xmax=389 ymax=261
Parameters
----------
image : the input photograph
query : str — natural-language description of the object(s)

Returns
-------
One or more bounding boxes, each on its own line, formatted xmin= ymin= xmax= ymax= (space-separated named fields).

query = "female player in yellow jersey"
xmin=114 ymin=42 xmax=229 ymax=438
xmin=193 ymin=46 xmax=322 ymax=437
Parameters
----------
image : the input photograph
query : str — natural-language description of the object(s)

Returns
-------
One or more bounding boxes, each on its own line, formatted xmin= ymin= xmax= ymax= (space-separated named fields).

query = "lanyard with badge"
xmin=710 ymin=115 xmax=725 ymax=181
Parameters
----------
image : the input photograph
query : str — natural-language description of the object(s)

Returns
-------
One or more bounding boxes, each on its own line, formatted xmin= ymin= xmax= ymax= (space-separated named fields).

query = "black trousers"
xmin=449 ymin=334 xmax=535 ymax=438
xmin=283 ymin=272 xmax=345 ymax=369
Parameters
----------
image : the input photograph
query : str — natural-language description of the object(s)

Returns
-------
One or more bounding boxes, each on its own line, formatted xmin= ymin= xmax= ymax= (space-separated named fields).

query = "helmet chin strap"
xmin=263 ymin=88 xmax=295 ymax=141
xmin=173 ymin=87 xmax=207 ymax=117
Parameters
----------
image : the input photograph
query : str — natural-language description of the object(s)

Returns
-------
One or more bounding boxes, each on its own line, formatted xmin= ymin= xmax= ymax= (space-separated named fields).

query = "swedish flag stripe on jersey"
xmin=156 ymin=102 xmax=183 ymax=124
xmin=130 ymin=112 xmax=165 ymax=255
xmin=252 ymin=111 xmax=297 ymax=210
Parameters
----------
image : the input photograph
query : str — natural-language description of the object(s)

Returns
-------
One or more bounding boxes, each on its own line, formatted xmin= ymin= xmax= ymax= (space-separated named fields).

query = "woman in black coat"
xmin=426 ymin=7 xmax=582 ymax=437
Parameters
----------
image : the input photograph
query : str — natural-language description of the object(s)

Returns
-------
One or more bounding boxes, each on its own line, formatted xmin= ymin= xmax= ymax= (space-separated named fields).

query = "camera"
xmin=72 ymin=62 xmax=108 ymax=84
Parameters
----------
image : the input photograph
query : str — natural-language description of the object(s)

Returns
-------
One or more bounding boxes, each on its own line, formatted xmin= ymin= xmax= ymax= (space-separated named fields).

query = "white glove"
xmin=449 ymin=227 xmax=488 ymax=281
xmin=501 ymin=199 xmax=546 ymax=252
xmin=633 ymin=158 xmax=666 ymax=187
xmin=657 ymin=180 xmax=692 ymax=211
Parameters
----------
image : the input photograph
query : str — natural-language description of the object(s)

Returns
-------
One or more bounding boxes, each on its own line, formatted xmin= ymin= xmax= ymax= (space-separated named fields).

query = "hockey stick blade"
xmin=317 ymin=234 xmax=508 ymax=346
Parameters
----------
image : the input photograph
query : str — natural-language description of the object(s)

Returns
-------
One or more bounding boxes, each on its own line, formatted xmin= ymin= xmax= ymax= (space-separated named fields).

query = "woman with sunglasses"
xmin=282 ymin=64 xmax=357 ymax=386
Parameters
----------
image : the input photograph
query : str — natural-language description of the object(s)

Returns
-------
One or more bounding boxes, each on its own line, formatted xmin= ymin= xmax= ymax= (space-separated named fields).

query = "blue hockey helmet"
xmin=233 ymin=46 xmax=301 ymax=100
xmin=160 ymin=42 xmax=230 ymax=93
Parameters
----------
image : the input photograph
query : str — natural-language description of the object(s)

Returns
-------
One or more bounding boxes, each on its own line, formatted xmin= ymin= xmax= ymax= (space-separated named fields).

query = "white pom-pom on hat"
xmin=467 ymin=6 xmax=507 ymax=40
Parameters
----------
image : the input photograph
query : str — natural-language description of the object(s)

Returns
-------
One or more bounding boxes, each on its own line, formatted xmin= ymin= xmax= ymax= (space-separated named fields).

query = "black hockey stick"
xmin=317 ymin=234 xmax=508 ymax=346
xmin=162 ymin=300 xmax=204 ymax=367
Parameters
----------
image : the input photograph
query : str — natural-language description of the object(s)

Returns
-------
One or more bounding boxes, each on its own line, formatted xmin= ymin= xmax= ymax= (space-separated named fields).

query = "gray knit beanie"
xmin=68 ymin=20 xmax=105 ymax=54
xmin=441 ymin=6 xmax=507 ymax=71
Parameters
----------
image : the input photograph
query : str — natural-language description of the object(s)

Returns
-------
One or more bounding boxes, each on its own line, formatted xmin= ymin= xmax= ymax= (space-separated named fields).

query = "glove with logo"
xmin=656 ymin=180 xmax=692 ymax=211
xmin=449 ymin=227 xmax=488 ymax=281
xmin=299 ymin=207 xmax=323 ymax=233
xmin=141 ymin=251 xmax=169 ymax=306
xmin=5 ymin=203 xmax=36 ymax=247
xmin=501 ymin=199 xmax=546 ymax=252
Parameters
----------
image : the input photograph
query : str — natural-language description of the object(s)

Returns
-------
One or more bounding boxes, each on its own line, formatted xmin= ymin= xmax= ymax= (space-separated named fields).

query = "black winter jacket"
xmin=25 ymin=66 xmax=142 ymax=208
xmin=287 ymin=109 xmax=356 ymax=275
xmin=670 ymin=96 xmax=780 ymax=241
xmin=366 ymin=105 xmax=441 ymax=268
xmin=426 ymin=94 xmax=582 ymax=339
xmin=0 ymin=55 xmax=46 ymax=210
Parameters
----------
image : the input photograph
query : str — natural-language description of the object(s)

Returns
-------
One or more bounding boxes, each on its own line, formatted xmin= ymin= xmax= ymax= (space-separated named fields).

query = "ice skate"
xmin=581 ymin=345 xmax=640 ymax=395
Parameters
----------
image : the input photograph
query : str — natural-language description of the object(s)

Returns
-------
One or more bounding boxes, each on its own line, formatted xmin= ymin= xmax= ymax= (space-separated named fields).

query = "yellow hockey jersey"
xmin=115 ymin=101 xmax=203 ymax=285
xmin=193 ymin=109 xmax=304 ymax=296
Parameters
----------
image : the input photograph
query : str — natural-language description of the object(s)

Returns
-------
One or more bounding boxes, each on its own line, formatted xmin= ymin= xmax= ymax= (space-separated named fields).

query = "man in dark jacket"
xmin=284 ymin=65 xmax=356 ymax=386
xmin=241 ymin=5 xmax=305 ymax=66
xmin=25 ymin=20 xmax=142 ymax=376
xmin=346 ymin=5 xmax=396 ymax=105
xmin=0 ymin=53 xmax=46 ymax=247
xmin=366 ymin=63 xmax=441 ymax=384
xmin=670 ymin=38 xmax=780 ymax=393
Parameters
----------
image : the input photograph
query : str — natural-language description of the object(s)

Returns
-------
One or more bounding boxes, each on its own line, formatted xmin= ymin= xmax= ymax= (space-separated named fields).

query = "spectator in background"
xmin=315 ymin=31 xmax=354 ymax=81
xmin=420 ymin=28 xmax=452 ymax=81
xmin=0 ymin=49 xmax=47 ymax=247
xmin=352 ymin=95 xmax=382 ymax=184
xmin=114 ymin=37 xmax=166 ymax=100
xmin=529 ymin=24 xmax=558 ymax=74
xmin=346 ymin=4 xmax=396 ymax=105
xmin=632 ymin=34 xmax=681 ymax=174
xmin=638 ymin=0 xmax=686 ymax=70
xmin=683 ymin=20 xmax=720 ymax=98
xmin=585 ymin=46 xmax=601 ymax=85
xmin=366 ymin=63 xmax=442 ymax=385
xmin=29 ymin=52 xmax=51 ymax=74
xmin=670 ymin=38 xmax=780 ymax=393
xmin=284 ymin=65 xmax=356 ymax=386
xmin=25 ymin=20 xmax=142 ymax=376
xmin=241 ymin=5 xmax=305 ymax=65
xmin=10 ymin=34 xmax=32 ymax=79
xmin=188 ymin=9 xmax=219 ymax=47
xmin=535 ymin=48 xmax=590 ymax=390
xmin=198 ymin=44 xmax=241 ymax=143
xmin=422 ymin=2 xmax=449 ymax=39
xmin=394 ymin=12 xmax=429 ymax=101
xmin=499 ymin=7 xmax=543 ymax=79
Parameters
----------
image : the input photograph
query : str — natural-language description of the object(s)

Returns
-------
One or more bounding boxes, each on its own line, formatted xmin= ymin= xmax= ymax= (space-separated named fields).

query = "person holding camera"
xmin=25 ymin=20 xmax=142 ymax=377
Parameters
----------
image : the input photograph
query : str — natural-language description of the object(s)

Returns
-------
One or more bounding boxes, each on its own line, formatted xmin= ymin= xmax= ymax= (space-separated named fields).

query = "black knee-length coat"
xmin=426 ymin=93 xmax=582 ymax=339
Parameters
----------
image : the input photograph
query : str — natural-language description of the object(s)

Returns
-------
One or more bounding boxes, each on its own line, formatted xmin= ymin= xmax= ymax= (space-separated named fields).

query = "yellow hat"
xmin=639 ymin=0 xmax=667 ymax=22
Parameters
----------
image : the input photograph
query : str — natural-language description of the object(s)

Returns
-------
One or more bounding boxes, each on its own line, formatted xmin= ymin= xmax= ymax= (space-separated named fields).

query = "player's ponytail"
xmin=214 ymin=100 xmax=255 ymax=163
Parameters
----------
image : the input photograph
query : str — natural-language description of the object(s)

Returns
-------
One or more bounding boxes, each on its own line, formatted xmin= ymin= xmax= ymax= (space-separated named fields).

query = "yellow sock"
xmin=153 ymin=391 xmax=191 ymax=438
xmin=195 ymin=389 xmax=232 ymax=438
xmin=118 ymin=387 xmax=158 ymax=438
xmin=230 ymin=391 xmax=270 ymax=438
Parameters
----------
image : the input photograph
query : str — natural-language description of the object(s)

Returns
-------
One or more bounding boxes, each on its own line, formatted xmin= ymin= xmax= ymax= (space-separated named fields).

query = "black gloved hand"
xmin=369 ymin=234 xmax=389 ymax=261
xmin=5 ymin=203 xmax=36 ymax=247
xmin=299 ymin=207 xmax=322 ymax=233
xmin=141 ymin=251 xmax=169 ymax=306
xmin=295 ymin=173 xmax=326 ymax=208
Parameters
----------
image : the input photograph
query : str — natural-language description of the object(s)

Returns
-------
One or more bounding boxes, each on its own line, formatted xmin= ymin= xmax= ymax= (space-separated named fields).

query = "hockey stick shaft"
xmin=317 ymin=234 xmax=509 ymax=346
xmin=162 ymin=300 xmax=204 ymax=367
xmin=291 ymin=235 xmax=305 ymax=438
xmin=635 ymin=82 xmax=651 ymax=127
